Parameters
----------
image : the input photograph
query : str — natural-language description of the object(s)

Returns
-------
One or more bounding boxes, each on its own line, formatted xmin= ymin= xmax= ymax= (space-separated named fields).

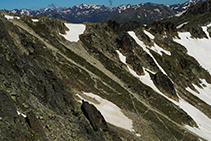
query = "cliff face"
xmin=0 ymin=1 xmax=211 ymax=140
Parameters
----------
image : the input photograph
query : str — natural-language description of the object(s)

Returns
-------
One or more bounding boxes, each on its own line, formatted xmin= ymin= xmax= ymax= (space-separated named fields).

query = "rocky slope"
xmin=0 ymin=0 xmax=211 ymax=140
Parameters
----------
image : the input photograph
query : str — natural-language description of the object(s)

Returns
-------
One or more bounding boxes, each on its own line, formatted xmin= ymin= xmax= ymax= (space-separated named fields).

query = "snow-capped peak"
xmin=73 ymin=3 xmax=106 ymax=10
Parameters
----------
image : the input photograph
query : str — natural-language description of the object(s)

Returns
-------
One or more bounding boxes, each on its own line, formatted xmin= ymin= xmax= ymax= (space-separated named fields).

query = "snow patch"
xmin=202 ymin=25 xmax=210 ymax=38
xmin=179 ymin=99 xmax=211 ymax=141
xmin=129 ymin=31 xmax=171 ymax=56
xmin=176 ymin=22 xmax=188 ymax=29
xmin=60 ymin=23 xmax=86 ymax=42
xmin=5 ymin=15 xmax=20 ymax=20
xmin=174 ymin=31 xmax=211 ymax=75
xmin=175 ymin=10 xmax=186 ymax=17
xmin=76 ymin=92 xmax=133 ymax=131
xmin=136 ymin=133 xmax=141 ymax=137
xmin=116 ymin=50 xmax=126 ymax=64
xmin=17 ymin=111 xmax=27 ymax=118
xmin=154 ymin=8 xmax=161 ymax=14
xmin=186 ymin=79 xmax=211 ymax=106
xmin=128 ymin=31 xmax=170 ymax=74
xmin=120 ymin=32 xmax=211 ymax=140
xmin=32 ymin=19 xmax=39 ymax=22
xmin=116 ymin=50 xmax=163 ymax=95
xmin=143 ymin=30 xmax=155 ymax=39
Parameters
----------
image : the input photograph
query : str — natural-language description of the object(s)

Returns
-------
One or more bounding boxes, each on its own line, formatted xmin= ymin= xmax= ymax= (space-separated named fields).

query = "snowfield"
xmin=173 ymin=25 xmax=211 ymax=75
xmin=130 ymin=31 xmax=171 ymax=56
xmin=76 ymin=92 xmax=133 ymax=131
xmin=60 ymin=23 xmax=86 ymax=42
xmin=186 ymin=79 xmax=211 ymax=106
xmin=32 ymin=19 xmax=39 ymax=22
xmin=5 ymin=15 xmax=20 ymax=20
xmin=125 ymin=31 xmax=211 ymax=140
xmin=17 ymin=111 xmax=27 ymax=118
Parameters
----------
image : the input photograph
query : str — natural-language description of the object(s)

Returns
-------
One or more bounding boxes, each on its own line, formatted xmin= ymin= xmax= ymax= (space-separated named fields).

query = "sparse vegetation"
xmin=1 ymin=2 xmax=211 ymax=139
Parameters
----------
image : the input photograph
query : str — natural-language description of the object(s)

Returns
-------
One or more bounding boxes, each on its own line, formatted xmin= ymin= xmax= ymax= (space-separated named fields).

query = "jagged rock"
xmin=0 ymin=90 xmax=17 ymax=124
xmin=126 ymin=54 xmax=144 ymax=75
xmin=107 ymin=20 xmax=120 ymax=32
xmin=81 ymin=100 xmax=109 ymax=131
xmin=81 ymin=100 xmax=122 ymax=141
xmin=116 ymin=32 xmax=134 ymax=54
xmin=152 ymin=71 xmax=179 ymax=101
xmin=119 ymin=21 xmax=143 ymax=32
xmin=0 ymin=90 xmax=36 ymax=141
xmin=26 ymin=111 xmax=48 ymax=140
xmin=180 ymin=22 xmax=207 ymax=38
xmin=147 ymin=21 xmax=176 ymax=35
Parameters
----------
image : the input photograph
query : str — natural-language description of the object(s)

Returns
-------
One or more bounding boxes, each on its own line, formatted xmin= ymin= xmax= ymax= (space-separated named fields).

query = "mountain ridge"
xmin=5 ymin=0 xmax=204 ymax=24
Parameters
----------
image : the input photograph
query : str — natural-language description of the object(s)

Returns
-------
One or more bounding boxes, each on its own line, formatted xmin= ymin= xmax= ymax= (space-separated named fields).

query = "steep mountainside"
xmin=7 ymin=0 xmax=204 ymax=24
xmin=0 ymin=0 xmax=211 ymax=140
xmin=107 ymin=4 xmax=175 ymax=24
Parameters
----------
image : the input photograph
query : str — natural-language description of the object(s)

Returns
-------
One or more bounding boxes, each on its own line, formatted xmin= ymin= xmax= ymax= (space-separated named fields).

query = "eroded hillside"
xmin=1 ymin=1 xmax=211 ymax=140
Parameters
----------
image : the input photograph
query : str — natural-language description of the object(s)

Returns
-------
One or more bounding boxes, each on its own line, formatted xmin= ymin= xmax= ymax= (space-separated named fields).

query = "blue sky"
xmin=1 ymin=0 xmax=189 ymax=10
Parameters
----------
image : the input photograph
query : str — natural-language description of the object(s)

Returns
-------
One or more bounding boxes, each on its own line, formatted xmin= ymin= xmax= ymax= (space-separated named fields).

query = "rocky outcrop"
xmin=126 ymin=54 xmax=144 ymax=75
xmin=81 ymin=100 xmax=121 ymax=141
xmin=25 ymin=111 xmax=48 ymax=140
xmin=119 ymin=21 xmax=143 ymax=32
xmin=147 ymin=21 xmax=177 ymax=36
xmin=0 ymin=90 xmax=47 ymax=140
xmin=152 ymin=71 xmax=178 ymax=101
xmin=81 ymin=100 xmax=109 ymax=131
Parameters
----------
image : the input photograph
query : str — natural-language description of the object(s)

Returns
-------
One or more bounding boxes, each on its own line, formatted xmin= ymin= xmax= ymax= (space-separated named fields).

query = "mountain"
xmin=9 ymin=4 xmax=126 ymax=23
xmin=8 ymin=0 xmax=204 ymax=24
xmin=107 ymin=4 xmax=176 ymax=24
xmin=1 ymin=0 xmax=211 ymax=140
xmin=108 ymin=0 xmax=205 ymax=24
xmin=170 ymin=0 xmax=204 ymax=12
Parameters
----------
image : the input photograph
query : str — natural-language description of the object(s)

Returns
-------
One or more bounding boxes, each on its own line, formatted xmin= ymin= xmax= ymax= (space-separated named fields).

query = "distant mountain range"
xmin=6 ymin=0 xmax=204 ymax=24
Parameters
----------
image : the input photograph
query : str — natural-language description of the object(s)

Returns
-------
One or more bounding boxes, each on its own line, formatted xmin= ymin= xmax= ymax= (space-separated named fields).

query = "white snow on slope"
xmin=176 ymin=22 xmax=188 ymax=29
xmin=17 ymin=111 xmax=27 ymax=118
xmin=60 ymin=23 xmax=86 ymax=42
xmin=121 ymin=31 xmax=211 ymax=140
xmin=116 ymin=50 xmax=126 ymax=64
xmin=173 ymin=26 xmax=211 ymax=75
xmin=175 ymin=10 xmax=186 ymax=17
xmin=117 ymin=48 xmax=211 ymax=140
xmin=128 ymin=31 xmax=170 ymax=74
xmin=186 ymin=79 xmax=211 ymax=106
xmin=179 ymin=99 xmax=211 ymax=141
xmin=116 ymin=50 xmax=165 ymax=96
xmin=143 ymin=30 xmax=155 ymax=39
xmin=76 ymin=92 xmax=133 ymax=131
xmin=32 ymin=19 xmax=39 ymax=22
xmin=5 ymin=15 xmax=20 ymax=20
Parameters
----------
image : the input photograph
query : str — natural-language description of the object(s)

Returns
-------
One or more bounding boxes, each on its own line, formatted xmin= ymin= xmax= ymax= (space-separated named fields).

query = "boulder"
xmin=81 ymin=100 xmax=109 ymax=132
xmin=153 ymin=71 xmax=179 ymax=101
